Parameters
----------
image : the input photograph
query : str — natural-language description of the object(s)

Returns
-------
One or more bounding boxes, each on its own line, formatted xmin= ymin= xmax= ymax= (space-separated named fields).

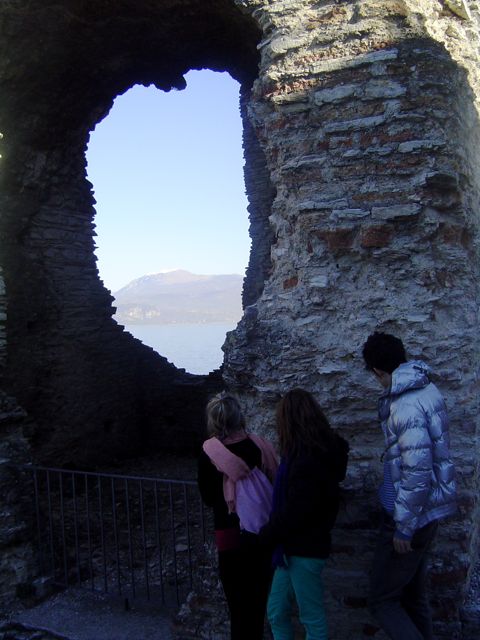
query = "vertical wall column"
xmin=225 ymin=2 xmax=480 ymax=637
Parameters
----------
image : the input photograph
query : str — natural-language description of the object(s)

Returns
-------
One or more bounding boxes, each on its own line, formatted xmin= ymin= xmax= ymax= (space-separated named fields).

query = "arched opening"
xmin=86 ymin=70 xmax=249 ymax=374
xmin=0 ymin=1 xmax=273 ymax=466
xmin=0 ymin=0 xmax=273 ymax=608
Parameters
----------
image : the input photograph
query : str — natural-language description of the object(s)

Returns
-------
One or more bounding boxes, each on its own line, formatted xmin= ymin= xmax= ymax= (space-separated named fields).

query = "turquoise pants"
xmin=267 ymin=556 xmax=327 ymax=640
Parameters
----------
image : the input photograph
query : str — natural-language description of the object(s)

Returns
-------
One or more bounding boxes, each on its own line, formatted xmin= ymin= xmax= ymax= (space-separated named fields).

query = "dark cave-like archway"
xmin=0 ymin=0 xmax=274 ymax=466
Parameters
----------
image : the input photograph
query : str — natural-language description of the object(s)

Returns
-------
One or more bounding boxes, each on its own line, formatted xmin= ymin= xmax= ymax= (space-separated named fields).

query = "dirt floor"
xmin=6 ymin=589 xmax=173 ymax=640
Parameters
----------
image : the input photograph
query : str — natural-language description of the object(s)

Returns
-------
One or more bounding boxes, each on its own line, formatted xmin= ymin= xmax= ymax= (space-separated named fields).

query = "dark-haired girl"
xmin=260 ymin=388 xmax=349 ymax=640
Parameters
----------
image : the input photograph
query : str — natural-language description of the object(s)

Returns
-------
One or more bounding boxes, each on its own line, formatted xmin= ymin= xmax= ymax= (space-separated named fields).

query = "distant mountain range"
xmin=113 ymin=270 xmax=244 ymax=325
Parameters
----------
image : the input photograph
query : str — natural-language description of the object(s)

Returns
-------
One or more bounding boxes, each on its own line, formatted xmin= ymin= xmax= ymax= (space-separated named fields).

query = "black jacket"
xmin=259 ymin=433 xmax=349 ymax=558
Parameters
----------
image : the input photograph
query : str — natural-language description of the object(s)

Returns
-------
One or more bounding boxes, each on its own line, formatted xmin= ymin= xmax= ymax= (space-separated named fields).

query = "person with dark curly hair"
xmin=362 ymin=331 xmax=457 ymax=640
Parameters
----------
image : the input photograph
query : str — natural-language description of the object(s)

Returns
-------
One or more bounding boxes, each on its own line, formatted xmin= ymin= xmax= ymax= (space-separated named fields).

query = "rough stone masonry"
xmin=0 ymin=1 xmax=479 ymax=638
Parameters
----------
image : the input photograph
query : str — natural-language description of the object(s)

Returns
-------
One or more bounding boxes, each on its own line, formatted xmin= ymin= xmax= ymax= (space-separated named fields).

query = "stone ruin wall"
xmin=0 ymin=0 xmax=479 ymax=637
xmin=226 ymin=1 xmax=480 ymax=637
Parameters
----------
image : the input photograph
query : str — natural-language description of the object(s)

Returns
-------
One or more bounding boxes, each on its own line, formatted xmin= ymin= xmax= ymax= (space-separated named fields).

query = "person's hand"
xmin=393 ymin=535 xmax=412 ymax=554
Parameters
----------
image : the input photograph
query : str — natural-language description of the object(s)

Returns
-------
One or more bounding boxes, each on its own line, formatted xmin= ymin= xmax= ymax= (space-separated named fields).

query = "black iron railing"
xmin=21 ymin=465 xmax=211 ymax=606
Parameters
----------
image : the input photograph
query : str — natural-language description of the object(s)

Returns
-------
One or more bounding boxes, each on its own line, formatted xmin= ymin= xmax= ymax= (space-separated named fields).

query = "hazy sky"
xmin=86 ymin=70 xmax=251 ymax=293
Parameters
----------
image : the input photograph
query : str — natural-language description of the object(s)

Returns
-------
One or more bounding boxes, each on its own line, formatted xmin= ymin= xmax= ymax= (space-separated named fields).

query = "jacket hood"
xmin=389 ymin=360 xmax=432 ymax=397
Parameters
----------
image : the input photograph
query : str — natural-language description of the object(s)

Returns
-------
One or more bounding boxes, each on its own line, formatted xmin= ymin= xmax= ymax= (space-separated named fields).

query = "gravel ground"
xmin=6 ymin=589 xmax=173 ymax=640
xmin=0 ymin=621 xmax=67 ymax=640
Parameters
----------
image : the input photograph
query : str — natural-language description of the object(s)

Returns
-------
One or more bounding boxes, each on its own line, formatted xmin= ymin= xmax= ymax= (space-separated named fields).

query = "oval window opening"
xmin=86 ymin=70 xmax=249 ymax=374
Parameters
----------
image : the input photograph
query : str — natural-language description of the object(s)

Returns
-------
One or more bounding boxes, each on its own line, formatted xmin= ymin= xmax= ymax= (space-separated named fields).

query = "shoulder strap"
xmin=203 ymin=438 xmax=250 ymax=482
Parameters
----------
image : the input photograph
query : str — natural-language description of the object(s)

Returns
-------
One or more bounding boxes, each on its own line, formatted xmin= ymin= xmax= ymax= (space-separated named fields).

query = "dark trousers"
xmin=218 ymin=533 xmax=273 ymax=640
xmin=369 ymin=512 xmax=438 ymax=640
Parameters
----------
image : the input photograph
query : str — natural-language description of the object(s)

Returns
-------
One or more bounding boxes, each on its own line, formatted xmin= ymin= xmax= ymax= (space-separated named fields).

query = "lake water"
xmin=124 ymin=322 xmax=238 ymax=374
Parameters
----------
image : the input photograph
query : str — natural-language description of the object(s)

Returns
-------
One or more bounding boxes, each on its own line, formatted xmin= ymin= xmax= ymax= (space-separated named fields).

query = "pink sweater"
xmin=202 ymin=434 xmax=279 ymax=513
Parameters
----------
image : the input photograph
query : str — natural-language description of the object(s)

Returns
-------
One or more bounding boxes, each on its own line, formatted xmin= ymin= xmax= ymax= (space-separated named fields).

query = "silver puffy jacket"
xmin=378 ymin=360 xmax=457 ymax=537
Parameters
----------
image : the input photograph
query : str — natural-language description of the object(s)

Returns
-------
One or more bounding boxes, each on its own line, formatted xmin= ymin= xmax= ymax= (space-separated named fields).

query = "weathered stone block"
xmin=314 ymin=84 xmax=358 ymax=105
xmin=371 ymin=203 xmax=422 ymax=220
xmin=316 ymin=228 xmax=357 ymax=251
xmin=283 ymin=275 xmax=298 ymax=289
xmin=360 ymin=224 xmax=394 ymax=248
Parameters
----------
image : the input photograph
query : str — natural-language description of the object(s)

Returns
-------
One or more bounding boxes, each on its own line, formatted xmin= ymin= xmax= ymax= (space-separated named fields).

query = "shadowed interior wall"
xmin=0 ymin=0 xmax=266 ymax=466
xmin=0 ymin=1 xmax=478 ymax=636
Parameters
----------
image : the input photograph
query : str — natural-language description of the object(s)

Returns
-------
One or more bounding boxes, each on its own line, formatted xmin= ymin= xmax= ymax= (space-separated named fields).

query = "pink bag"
xmin=202 ymin=435 xmax=277 ymax=534
xmin=235 ymin=466 xmax=273 ymax=534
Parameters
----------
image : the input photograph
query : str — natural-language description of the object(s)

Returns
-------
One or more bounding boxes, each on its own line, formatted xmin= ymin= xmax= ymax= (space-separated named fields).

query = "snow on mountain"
xmin=113 ymin=270 xmax=244 ymax=325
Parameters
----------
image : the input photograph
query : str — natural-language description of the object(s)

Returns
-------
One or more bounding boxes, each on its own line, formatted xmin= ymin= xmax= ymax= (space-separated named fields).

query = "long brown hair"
xmin=276 ymin=388 xmax=335 ymax=456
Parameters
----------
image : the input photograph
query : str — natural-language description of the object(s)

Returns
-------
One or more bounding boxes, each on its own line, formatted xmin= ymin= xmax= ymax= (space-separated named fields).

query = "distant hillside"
xmin=113 ymin=270 xmax=244 ymax=325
